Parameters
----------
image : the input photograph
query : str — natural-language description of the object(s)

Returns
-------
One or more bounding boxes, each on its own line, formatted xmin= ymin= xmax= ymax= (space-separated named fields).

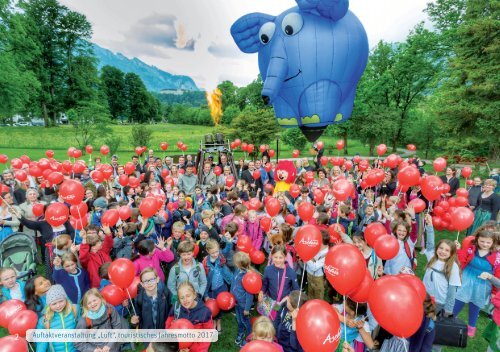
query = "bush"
xmin=130 ymin=124 xmax=152 ymax=147
xmin=281 ymin=128 xmax=307 ymax=151
xmin=104 ymin=135 xmax=122 ymax=156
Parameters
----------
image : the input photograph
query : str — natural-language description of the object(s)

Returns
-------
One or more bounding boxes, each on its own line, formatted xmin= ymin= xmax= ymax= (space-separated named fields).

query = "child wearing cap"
xmin=36 ymin=284 xmax=78 ymax=352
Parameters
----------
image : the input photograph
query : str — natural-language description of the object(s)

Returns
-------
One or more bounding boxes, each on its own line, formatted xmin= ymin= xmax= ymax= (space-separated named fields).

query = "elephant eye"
xmin=281 ymin=13 xmax=303 ymax=36
xmin=259 ymin=22 xmax=276 ymax=45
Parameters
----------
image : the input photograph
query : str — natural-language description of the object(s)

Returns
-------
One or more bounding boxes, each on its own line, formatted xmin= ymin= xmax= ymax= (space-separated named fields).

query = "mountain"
xmin=92 ymin=43 xmax=199 ymax=92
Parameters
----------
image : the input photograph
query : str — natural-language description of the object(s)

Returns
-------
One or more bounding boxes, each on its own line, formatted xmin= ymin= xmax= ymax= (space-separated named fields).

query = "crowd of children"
xmin=0 ymin=149 xmax=498 ymax=352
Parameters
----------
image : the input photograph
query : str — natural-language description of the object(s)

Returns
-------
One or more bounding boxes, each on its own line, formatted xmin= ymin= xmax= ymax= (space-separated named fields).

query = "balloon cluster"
xmin=176 ymin=141 xmax=188 ymax=152
xmin=0 ymin=299 xmax=37 ymax=343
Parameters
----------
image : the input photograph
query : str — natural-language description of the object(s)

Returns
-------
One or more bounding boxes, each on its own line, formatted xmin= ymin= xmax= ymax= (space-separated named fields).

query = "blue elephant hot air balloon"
xmin=231 ymin=0 xmax=368 ymax=141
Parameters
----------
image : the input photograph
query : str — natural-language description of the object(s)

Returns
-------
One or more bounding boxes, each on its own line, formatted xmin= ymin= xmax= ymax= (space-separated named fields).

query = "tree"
xmin=236 ymin=75 xmax=270 ymax=111
xmin=229 ymin=107 xmax=280 ymax=146
xmin=217 ymin=80 xmax=239 ymax=112
xmin=100 ymin=65 xmax=127 ymax=120
xmin=324 ymin=120 xmax=354 ymax=155
xmin=281 ymin=128 xmax=308 ymax=151
xmin=124 ymin=72 xmax=151 ymax=123
xmin=220 ymin=104 xmax=239 ymax=125
xmin=130 ymin=124 xmax=152 ymax=148
xmin=67 ymin=100 xmax=111 ymax=148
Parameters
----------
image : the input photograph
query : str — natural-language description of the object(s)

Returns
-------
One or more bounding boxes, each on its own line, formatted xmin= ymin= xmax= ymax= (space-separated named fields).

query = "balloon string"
xmin=297 ymin=261 xmax=306 ymax=309
xmin=126 ymin=288 xmax=138 ymax=316
xmin=0 ymin=195 xmax=20 ymax=216
xmin=355 ymin=302 xmax=358 ymax=317
xmin=343 ymin=295 xmax=347 ymax=343
xmin=456 ymin=231 xmax=460 ymax=242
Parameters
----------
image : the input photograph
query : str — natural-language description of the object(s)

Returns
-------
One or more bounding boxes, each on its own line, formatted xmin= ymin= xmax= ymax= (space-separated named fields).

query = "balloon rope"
xmin=28 ymin=341 xmax=35 ymax=352
xmin=76 ymin=206 xmax=83 ymax=231
xmin=355 ymin=302 xmax=358 ymax=317
xmin=456 ymin=231 xmax=460 ymax=242
xmin=126 ymin=288 xmax=138 ymax=316
xmin=297 ymin=261 xmax=306 ymax=309
xmin=343 ymin=295 xmax=348 ymax=343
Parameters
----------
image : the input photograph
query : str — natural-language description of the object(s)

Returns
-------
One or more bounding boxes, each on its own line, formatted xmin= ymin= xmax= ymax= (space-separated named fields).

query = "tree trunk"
xmin=369 ymin=139 xmax=375 ymax=157
xmin=41 ymin=101 xmax=49 ymax=128
xmin=342 ymin=131 xmax=348 ymax=155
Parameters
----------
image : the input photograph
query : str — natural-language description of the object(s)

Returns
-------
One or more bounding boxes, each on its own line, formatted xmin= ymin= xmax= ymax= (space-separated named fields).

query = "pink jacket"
xmin=133 ymin=248 xmax=174 ymax=282
xmin=220 ymin=214 xmax=246 ymax=237
xmin=246 ymin=221 xmax=263 ymax=250
xmin=493 ymin=291 xmax=500 ymax=326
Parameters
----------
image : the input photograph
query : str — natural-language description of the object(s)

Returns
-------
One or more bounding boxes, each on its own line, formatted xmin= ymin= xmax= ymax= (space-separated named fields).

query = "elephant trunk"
xmin=261 ymin=40 xmax=288 ymax=105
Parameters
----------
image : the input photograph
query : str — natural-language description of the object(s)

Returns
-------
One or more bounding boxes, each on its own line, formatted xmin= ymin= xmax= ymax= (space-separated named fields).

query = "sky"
xmin=59 ymin=0 xmax=433 ymax=90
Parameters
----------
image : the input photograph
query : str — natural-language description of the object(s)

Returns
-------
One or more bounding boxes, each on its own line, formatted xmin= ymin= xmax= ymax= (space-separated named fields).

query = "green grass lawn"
xmin=0 ymin=123 xmax=371 ymax=162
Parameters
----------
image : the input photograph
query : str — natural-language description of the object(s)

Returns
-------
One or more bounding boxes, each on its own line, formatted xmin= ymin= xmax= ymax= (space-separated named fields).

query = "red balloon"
xmin=216 ymin=292 xmax=236 ymax=310
xmin=125 ymin=276 xmax=141 ymax=299
xmin=364 ymin=222 xmax=387 ymax=247
xmin=432 ymin=216 xmax=443 ymax=230
xmin=0 ymin=335 xmax=28 ymax=352
xmin=7 ymin=309 xmax=37 ymax=337
xmin=118 ymin=174 xmax=129 ymax=187
xmin=123 ymin=162 xmax=135 ymax=175
xmin=205 ymin=299 xmax=220 ymax=317
xmin=85 ymin=145 xmax=93 ymax=154
xmin=295 ymin=224 xmax=322 ymax=262
xmin=14 ymin=170 xmax=27 ymax=182
xmin=252 ymin=170 xmax=261 ymax=180
xmin=328 ymin=223 xmax=344 ymax=244
xmin=237 ymin=235 xmax=253 ymax=253
xmin=58 ymin=180 xmax=84 ymax=206
xmin=47 ymin=172 xmax=64 ymax=186
xmin=408 ymin=198 xmax=426 ymax=213
xmin=160 ymin=142 xmax=168 ymax=151
xmin=259 ymin=144 xmax=267 ymax=153
xmin=285 ymin=214 xmax=296 ymax=225
xmin=45 ymin=203 xmax=69 ymax=227
xmin=461 ymin=167 xmax=472 ymax=179
xmin=304 ymin=171 xmax=315 ymax=184
xmin=385 ymin=154 xmax=399 ymax=169
xmin=250 ymin=250 xmax=266 ymax=265
xmin=32 ymin=203 xmax=44 ymax=217
xmin=72 ymin=149 xmax=82 ymax=159
xmin=265 ymin=197 xmax=281 ymax=217
xmin=320 ymin=156 xmax=328 ymax=166
xmin=241 ymin=340 xmax=280 ymax=352
xmin=368 ymin=276 xmax=423 ymax=337
xmin=0 ymin=299 xmax=26 ymax=328
xmin=0 ymin=154 xmax=7 ymax=165
xmin=407 ymin=144 xmax=416 ymax=151
xmin=324 ymin=244 xmax=365 ymax=295
xmin=332 ymin=179 xmax=353 ymax=201
xmin=247 ymin=198 xmax=261 ymax=211
xmin=297 ymin=202 xmax=314 ymax=222
xmin=421 ymin=175 xmax=444 ymax=201
xmin=296 ymin=299 xmax=341 ymax=352
xmin=70 ymin=202 xmax=88 ymax=219
xmin=455 ymin=196 xmax=468 ymax=207
xmin=118 ymin=206 xmax=132 ymax=221
xmin=399 ymin=274 xmax=426 ymax=302
xmin=139 ymin=197 xmax=160 ymax=218
xmin=376 ymin=144 xmax=387 ymax=156
xmin=441 ymin=183 xmax=451 ymax=194
xmin=213 ymin=166 xmax=222 ymax=176
xmin=90 ymin=170 xmax=104 ymax=184
xmin=109 ymin=258 xmax=136 ymax=289
xmin=101 ymin=284 xmax=126 ymax=306
xmin=289 ymin=184 xmax=300 ymax=198
xmin=225 ymin=175 xmax=235 ymax=188
xmin=292 ymin=150 xmax=300 ymax=158
xmin=450 ymin=207 xmax=474 ymax=231
xmin=44 ymin=150 xmax=54 ymax=158
xmin=268 ymin=149 xmax=276 ymax=158
xmin=456 ymin=188 xmax=469 ymax=198
xmin=101 ymin=209 xmax=119 ymax=227
xmin=348 ymin=269 xmax=374 ymax=303
xmin=433 ymin=157 xmax=447 ymax=173
xmin=72 ymin=161 xmax=85 ymax=174
xmin=67 ymin=147 xmax=76 ymax=158
xmin=260 ymin=217 xmax=272 ymax=233
xmin=466 ymin=179 xmax=473 ymax=186
xmin=462 ymin=235 xmax=475 ymax=249
xmin=242 ymin=271 xmax=262 ymax=294
xmin=373 ymin=235 xmax=399 ymax=260
xmin=335 ymin=140 xmax=343 ymax=151
xmin=397 ymin=166 xmax=421 ymax=187
xmin=313 ymin=189 xmax=325 ymax=204
xmin=100 ymin=145 xmax=110 ymax=156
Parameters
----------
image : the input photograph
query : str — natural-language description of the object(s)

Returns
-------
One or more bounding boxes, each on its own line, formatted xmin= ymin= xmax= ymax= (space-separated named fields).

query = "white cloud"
xmin=59 ymin=0 xmax=433 ymax=90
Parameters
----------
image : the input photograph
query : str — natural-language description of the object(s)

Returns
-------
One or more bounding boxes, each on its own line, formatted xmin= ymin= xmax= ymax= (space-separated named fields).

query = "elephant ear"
xmin=231 ymin=12 xmax=276 ymax=54
xmin=296 ymin=0 xmax=349 ymax=21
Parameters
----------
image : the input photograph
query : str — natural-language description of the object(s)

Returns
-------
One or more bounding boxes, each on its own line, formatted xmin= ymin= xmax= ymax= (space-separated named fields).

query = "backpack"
xmin=85 ymin=307 xmax=113 ymax=329
xmin=404 ymin=241 xmax=417 ymax=271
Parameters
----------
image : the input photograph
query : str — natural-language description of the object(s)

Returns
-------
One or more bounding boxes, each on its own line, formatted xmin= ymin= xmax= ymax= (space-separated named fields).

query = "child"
xmin=338 ymin=205 xmax=357 ymax=235
xmin=220 ymin=204 xmax=248 ymax=237
xmin=275 ymin=290 xmax=308 ymax=352
xmin=358 ymin=203 xmax=377 ymax=231
xmin=173 ymin=200 xmax=192 ymax=227
xmin=408 ymin=294 xmax=437 ymax=352
xmin=171 ymin=221 xmax=187 ymax=255
xmin=53 ymin=252 xmax=91 ymax=313
xmin=131 ymin=267 xmax=171 ymax=329
xmin=200 ymin=209 xmax=219 ymax=241
xmin=341 ymin=231 xmax=384 ymax=279
xmin=25 ymin=275 xmax=51 ymax=316
xmin=202 ymin=239 xmax=233 ymax=333
xmin=422 ymin=213 xmax=461 ymax=315
xmin=268 ymin=224 xmax=296 ymax=270
xmin=0 ymin=267 xmax=25 ymax=302
xmin=36 ymin=285 xmax=77 ymax=352
xmin=113 ymin=222 xmax=136 ymax=259
xmin=249 ymin=316 xmax=284 ymax=351
xmin=259 ymin=245 xmax=299 ymax=320
xmin=221 ymin=222 xmax=238 ymax=270
xmin=246 ymin=210 xmax=263 ymax=251
xmin=383 ymin=220 xmax=417 ymax=275
xmin=196 ymin=228 xmax=210 ymax=262
xmin=79 ymin=224 xmax=113 ymax=288
xmin=453 ymin=229 xmax=499 ymax=337
xmin=165 ymin=281 xmax=213 ymax=352
xmin=133 ymin=238 xmax=174 ymax=282
xmin=334 ymin=298 xmax=377 ymax=351
xmin=305 ymin=230 xmax=329 ymax=300
xmin=167 ymin=241 xmax=207 ymax=302
xmin=75 ymin=288 xmax=124 ymax=352
xmin=231 ymin=252 xmax=255 ymax=347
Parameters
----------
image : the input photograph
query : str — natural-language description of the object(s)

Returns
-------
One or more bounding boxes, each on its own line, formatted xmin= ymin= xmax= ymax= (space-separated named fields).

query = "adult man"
xmin=163 ymin=156 xmax=173 ymax=170
xmin=200 ymin=162 xmax=216 ymax=192
xmin=255 ymin=159 xmax=269 ymax=190
xmin=1 ymin=169 xmax=25 ymax=204
xmin=241 ymin=161 xmax=263 ymax=195
xmin=178 ymin=156 xmax=186 ymax=170
xmin=132 ymin=155 xmax=143 ymax=176
xmin=111 ymin=155 xmax=119 ymax=176
xmin=217 ymin=153 xmax=231 ymax=169
xmin=177 ymin=162 xmax=197 ymax=197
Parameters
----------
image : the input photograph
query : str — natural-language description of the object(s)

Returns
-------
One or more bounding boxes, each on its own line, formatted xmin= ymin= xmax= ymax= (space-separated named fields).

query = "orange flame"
xmin=206 ymin=88 xmax=223 ymax=125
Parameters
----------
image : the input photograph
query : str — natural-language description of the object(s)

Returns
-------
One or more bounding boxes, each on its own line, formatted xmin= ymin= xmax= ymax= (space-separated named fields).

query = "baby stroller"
xmin=0 ymin=232 xmax=38 ymax=280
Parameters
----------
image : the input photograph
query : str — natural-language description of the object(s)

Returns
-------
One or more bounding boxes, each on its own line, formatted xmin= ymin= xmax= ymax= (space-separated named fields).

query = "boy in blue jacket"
xmin=275 ymin=290 xmax=308 ymax=352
